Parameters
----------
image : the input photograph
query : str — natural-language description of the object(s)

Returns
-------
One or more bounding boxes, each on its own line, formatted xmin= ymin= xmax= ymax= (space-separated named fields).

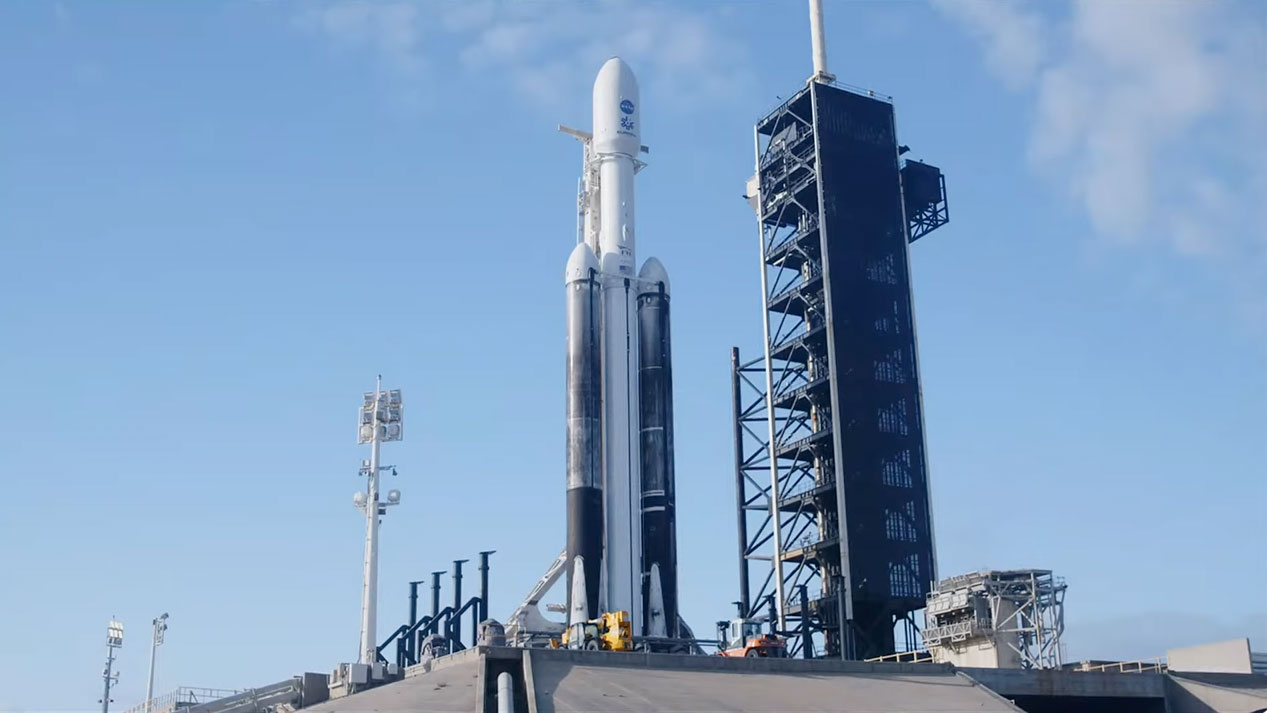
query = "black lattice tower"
xmin=733 ymin=78 xmax=948 ymax=660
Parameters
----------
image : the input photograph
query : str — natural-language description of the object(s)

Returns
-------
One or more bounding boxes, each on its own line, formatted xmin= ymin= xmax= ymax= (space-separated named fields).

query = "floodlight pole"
xmin=143 ymin=614 xmax=168 ymax=713
xmin=356 ymin=377 xmax=403 ymax=665
xmin=100 ymin=646 xmax=116 ymax=713
xmin=100 ymin=620 xmax=123 ymax=713
xmin=359 ymin=376 xmax=383 ymax=665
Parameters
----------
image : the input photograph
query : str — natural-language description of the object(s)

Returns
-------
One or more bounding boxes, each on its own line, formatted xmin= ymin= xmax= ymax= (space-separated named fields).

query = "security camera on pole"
xmin=355 ymin=376 xmax=403 ymax=665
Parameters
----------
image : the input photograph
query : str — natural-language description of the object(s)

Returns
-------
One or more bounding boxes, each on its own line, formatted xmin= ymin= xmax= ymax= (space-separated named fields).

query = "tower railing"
xmin=120 ymin=688 xmax=242 ymax=713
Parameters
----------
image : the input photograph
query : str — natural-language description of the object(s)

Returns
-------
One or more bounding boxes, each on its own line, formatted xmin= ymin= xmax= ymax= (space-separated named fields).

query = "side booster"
xmin=565 ymin=243 xmax=603 ymax=630
xmin=637 ymin=257 xmax=677 ymax=640
xmin=563 ymin=58 xmax=679 ymax=644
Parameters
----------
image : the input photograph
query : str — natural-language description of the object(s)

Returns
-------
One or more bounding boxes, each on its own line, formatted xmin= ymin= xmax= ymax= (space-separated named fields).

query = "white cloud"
xmin=455 ymin=2 xmax=749 ymax=110
xmin=936 ymin=0 xmax=1267 ymax=269
xmin=296 ymin=0 xmax=750 ymax=112
xmin=296 ymin=0 xmax=425 ymax=75
xmin=930 ymin=0 xmax=1046 ymax=89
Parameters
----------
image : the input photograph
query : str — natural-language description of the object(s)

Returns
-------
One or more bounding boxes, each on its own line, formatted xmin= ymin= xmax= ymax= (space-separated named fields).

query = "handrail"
xmin=121 ymin=688 xmax=243 ymax=713
xmin=865 ymin=649 xmax=934 ymax=664
xmin=1073 ymin=658 xmax=1167 ymax=674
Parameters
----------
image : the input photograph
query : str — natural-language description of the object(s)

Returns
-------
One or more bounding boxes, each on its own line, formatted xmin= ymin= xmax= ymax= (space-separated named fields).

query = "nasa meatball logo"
xmin=620 ymin=99 xmax=634 ymax=115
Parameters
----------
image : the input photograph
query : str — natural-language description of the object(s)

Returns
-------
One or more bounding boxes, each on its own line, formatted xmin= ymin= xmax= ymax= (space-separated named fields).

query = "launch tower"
xmin=732 ymin=1 xmax=949 ymax=660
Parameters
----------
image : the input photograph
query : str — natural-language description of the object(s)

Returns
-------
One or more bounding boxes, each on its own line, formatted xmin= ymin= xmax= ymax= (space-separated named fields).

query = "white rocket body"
xmin=593 ymin=58 xmax=642 ymax=631
xmin=563 ymin=58 xmax=676 ymax=643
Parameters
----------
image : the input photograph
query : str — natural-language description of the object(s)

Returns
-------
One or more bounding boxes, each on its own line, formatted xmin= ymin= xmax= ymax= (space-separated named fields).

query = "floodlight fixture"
xmin=358 ymin=385 xmax=404 ymax=444
xmin=153 ymin=613 xmax=168 ymax=645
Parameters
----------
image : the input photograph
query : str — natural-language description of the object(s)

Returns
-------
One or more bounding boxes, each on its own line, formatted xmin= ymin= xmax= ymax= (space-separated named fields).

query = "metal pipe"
xmin=409 ymin=581 xmax=423 ymax=629
xmin=497 ymin=672 xmax=514 ymax=713
xmin=452 ymin=560 xmax=468 ymax=646
xmin=405 ymin=582 xmax=420 ymax=668
xmin=430 ymin=571 xmax=444 ymax=621
xmin=834 ymin=575 xmax=848 ymax=660
xmin=479 ymin=551 xmax=495 ymax=622
xmin=808 ymin=0 xmax=832 ymax=82
xmin=408 ymin=582 xmax=424 ymax=663
xmin=799 ymin=585 xmax=813 ymax=659
xmin=730 ymin=348 xmax=751 ymax=616
xmin=753 ymin=126 xmax=788 ymax=632
xmin=453 ymin=560 xmax=468 ymax=613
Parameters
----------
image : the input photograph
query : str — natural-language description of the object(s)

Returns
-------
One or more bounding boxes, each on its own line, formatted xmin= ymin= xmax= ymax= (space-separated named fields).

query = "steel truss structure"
xmin=924 ymin=570 xmax=1067 ymax=669
xmin=733 ymin=79 xmax=948 ymax=660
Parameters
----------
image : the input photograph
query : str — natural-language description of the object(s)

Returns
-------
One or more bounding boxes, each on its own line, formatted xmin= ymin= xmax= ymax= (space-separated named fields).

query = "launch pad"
xmin=292 ymin=646 xmax=1260 ymax=713
xmin=101 ymin=3 xmax=1265 ymax=713
xmin=306 ymin=646 xmax=1025 ymax=712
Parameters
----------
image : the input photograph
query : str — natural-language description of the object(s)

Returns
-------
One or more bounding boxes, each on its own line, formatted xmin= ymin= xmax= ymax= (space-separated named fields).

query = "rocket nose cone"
xmin=595 ymin=57 xmax=638 ymax=94
xmin=565 ymin=242 xmax=600 ymax=283
xmin=593 ymin=56 xmax=641 ymax=154
xmin=638 ymin=257 xmax=670 ymax=296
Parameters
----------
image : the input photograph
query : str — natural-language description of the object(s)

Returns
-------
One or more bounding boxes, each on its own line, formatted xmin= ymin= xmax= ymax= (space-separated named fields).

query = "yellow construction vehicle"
xmin=552 ymin=610 xmax=634 ymax=651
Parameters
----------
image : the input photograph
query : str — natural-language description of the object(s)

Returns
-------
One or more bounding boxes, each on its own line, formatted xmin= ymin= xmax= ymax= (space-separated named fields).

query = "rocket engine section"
xmin=562 ymin=58 xmax=680 ymax=645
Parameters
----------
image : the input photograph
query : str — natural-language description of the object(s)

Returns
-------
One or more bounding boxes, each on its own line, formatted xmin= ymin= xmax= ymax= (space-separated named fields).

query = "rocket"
xmin=563 ymin=58 xmax=678 ymax=643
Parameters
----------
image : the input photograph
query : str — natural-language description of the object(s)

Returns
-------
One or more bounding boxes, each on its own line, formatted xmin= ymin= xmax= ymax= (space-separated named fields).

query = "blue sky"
xmin=1 ymin=1 xmax=1264 ymax=709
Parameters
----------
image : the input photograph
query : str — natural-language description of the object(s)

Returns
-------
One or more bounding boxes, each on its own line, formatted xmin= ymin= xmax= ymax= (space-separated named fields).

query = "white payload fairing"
xmin=563 ymin=58 xmax=678 ymax=644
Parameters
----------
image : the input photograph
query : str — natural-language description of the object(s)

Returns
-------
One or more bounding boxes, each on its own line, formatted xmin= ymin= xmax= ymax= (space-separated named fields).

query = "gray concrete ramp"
xmin=527 ymin=650 xmax=1021 ymax=712
xmin=1166 ymin=672 xmax=1267 ymax=713
xmin=203 ymin=646 xmax=1267 ymax=713
xmin=303 ymin=651 xmax=482 ymax=713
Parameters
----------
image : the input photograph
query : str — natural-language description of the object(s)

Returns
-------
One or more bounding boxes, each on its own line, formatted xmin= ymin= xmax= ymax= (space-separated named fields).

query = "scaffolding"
xmin=924 ymin=569 xmax=1067 ymax=669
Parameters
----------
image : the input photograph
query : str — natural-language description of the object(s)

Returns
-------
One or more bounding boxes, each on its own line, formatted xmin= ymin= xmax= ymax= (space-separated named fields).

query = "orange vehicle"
xmin=717 ymin=619 xmax=787 ymax=658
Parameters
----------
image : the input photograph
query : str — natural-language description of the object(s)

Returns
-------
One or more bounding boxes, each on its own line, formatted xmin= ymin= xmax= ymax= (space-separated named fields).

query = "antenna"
xmin=808 ymin=0 xmax=836 ymax=84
